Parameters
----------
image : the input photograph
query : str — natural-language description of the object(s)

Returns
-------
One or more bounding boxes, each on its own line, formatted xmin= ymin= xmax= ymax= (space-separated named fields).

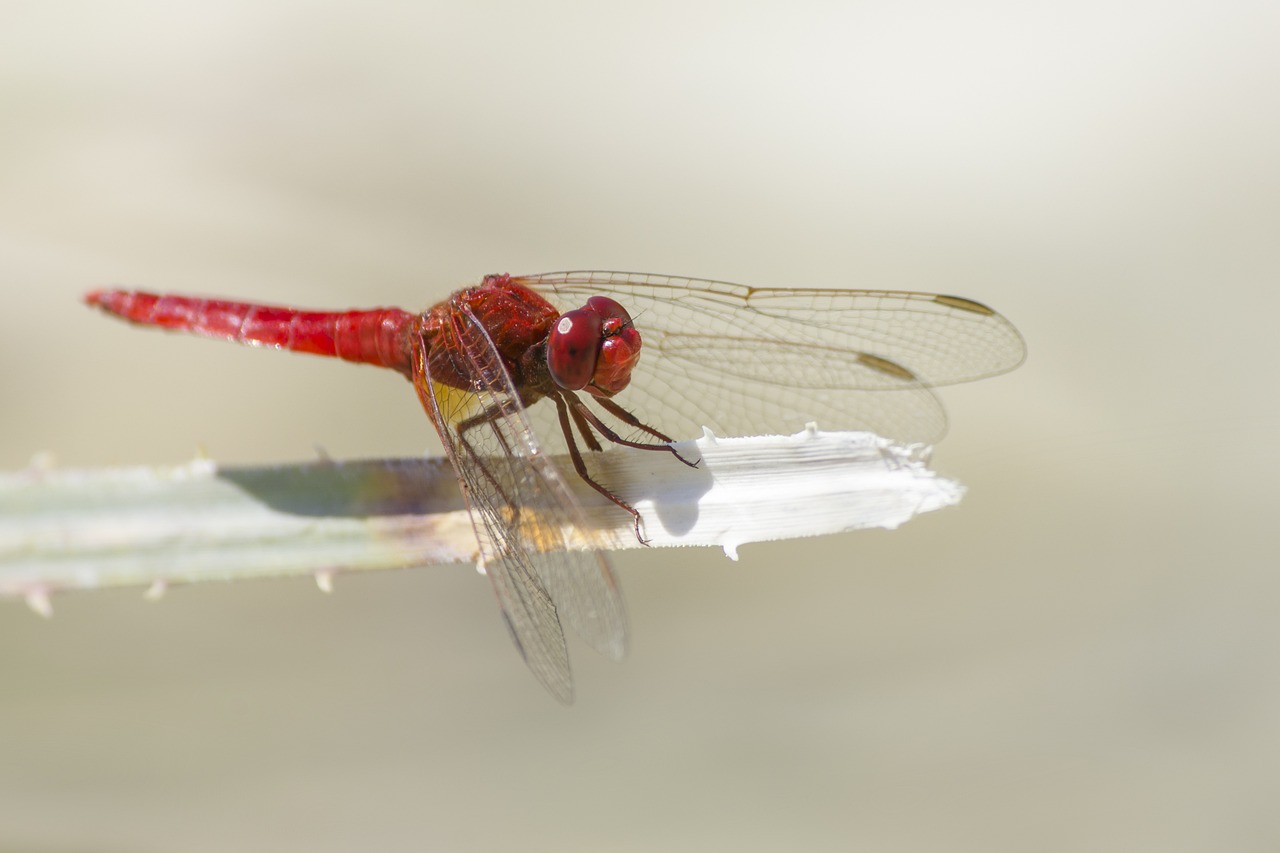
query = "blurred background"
xmin=3 ymin=1 xmax=1279 ymax=849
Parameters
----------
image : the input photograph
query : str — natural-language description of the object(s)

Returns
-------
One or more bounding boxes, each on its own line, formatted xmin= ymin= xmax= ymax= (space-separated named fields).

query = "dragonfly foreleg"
xmin=570 ymin=392 xmax=699 ymax=468
xmin=552 ymin=393 xmax=649 ymax=545
xmin=568 ymin=403 xmax=604 ymax=453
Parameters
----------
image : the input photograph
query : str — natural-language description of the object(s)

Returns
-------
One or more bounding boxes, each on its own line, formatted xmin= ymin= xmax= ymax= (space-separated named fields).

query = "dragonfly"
xmin=85 ymin=271 xmax=1026 ymax=701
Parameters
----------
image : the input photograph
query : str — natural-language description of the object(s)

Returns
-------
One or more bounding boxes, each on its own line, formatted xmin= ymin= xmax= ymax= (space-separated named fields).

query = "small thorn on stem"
xmin=314 ymin=570 xmax=336 ymax=594
xmin=144 ymin=579 xmax=168 ymax=601
xmin=25 ymin=589 xmax=53 ymax=618
xmin=26 ymin=451 xmax=56 ymax=473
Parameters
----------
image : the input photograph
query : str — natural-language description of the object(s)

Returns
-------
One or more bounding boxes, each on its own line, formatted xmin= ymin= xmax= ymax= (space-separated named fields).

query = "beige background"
xmin=3 ymin=1 xmax=1279 ymax=850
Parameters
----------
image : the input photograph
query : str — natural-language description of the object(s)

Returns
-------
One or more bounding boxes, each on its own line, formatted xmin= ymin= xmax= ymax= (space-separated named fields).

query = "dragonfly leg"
xmin=454 ymin=403 xmax=521 ymax=514
xmin=568 ymin=404 xmax=605 ymax=452
xmin=409 ymin=346 xmax=518 ymax=514
xmin=572 ymin=393 xmax=699 ymax=468
xmin=552 ymin=393 xmax=649 ymax=545
xmin=592 ymin=395 xmax=675 ymax=442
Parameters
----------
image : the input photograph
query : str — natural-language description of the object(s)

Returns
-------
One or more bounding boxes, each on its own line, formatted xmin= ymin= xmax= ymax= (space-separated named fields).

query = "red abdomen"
xmin=85 ymin=290 xmax=419 ymax=376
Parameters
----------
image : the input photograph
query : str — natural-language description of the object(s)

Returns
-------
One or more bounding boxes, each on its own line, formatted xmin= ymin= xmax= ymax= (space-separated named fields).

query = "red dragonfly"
xmin=86 ymin=271 xmax=1025 ymax=701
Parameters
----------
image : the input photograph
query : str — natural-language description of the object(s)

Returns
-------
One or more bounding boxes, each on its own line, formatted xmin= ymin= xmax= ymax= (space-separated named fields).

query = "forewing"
xmin=411 ymin=303 xmax=627 ymax=703
xmin=517 ymin=271 xmax=1026 ymax=444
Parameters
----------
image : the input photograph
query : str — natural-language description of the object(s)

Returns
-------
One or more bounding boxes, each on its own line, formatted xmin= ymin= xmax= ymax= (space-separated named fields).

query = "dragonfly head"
xmin=546 ymin=295 xmax=641 ymax=397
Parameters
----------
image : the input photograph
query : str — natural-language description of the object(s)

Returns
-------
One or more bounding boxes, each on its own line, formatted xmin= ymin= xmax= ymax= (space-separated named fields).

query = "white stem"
xmin=0 ymin=427 xmax=962 ymax=607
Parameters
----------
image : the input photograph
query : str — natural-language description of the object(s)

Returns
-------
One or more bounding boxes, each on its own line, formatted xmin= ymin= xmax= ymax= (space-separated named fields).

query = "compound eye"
xmin=546 ymin=309 xmax=603 ymax=390
xmin=585 ymin=295 xmax=632 ymax=326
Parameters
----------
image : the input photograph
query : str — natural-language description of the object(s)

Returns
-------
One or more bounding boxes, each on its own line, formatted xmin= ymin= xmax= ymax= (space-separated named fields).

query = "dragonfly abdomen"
xmin=85 ymin=290 xmax=419 ymax=375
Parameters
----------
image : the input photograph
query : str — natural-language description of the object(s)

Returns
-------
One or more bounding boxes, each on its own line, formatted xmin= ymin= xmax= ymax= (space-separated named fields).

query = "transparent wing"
xmin=411 ymin=301 xmax=627 ymax=704
xmin=516 ymin=271 xmax=1026 ymax=444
